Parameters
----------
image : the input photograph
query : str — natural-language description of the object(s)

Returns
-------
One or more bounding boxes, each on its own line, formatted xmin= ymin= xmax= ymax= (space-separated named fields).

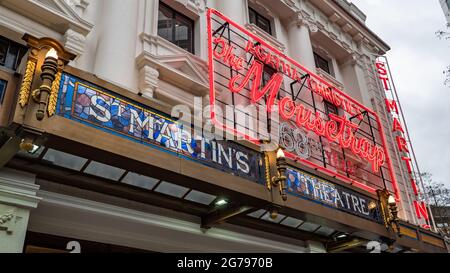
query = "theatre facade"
xmin=0 ymin=0 xmax=447 ymax=253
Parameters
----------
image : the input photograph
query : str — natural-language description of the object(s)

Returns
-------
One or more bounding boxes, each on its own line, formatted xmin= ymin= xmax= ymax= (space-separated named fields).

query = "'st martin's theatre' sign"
xmin=286 ymin=168 xmax=382 ymax=222
xmin=56 ymin=73 xmax=264 ymax=183
xmin=207 ymin=8 xmax=400 ymax=198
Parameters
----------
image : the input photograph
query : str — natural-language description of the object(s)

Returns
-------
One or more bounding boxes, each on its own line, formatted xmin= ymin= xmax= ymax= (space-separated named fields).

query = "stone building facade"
xmin=0 ymin=0 xmax=445 ymax=253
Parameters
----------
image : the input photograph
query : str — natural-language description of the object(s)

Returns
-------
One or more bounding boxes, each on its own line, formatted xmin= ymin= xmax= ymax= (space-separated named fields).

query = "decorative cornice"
xmin=173 ymin=0 xmax=206 ymax=15
xmin=281 ymin=0 xmax=297 ymax=9
xmin=307 ymin=21 xmax=319 ymax=33
xmin=342 ymin=52 xmax=365 ymax=69
xmin=63 ymin=28 xmax=86 ymax=56
xmin=248 ymin=0 xmax=274 ymax=17
xmin=139 ymin=33 xmax=208 ymax=73
xmin=342 ymin=23 xmax=353 ymax=33
xmin=0 ymin=168 xmax=41 ymax=209
xmin=136 ymin=32 xmax=209 ymax=101
xmin=286 ymin=11 xmax=318 ymax=33
xmin=329 ymin=12 xmax=341 ymax=23
xmin=0 ymin=0 xmax=94 ymax=36
xmin=65 ymin=0 xmax=90 ymax=15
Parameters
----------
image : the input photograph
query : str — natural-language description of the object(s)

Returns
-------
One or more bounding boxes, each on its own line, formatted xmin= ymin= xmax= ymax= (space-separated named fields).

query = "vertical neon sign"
xmin=375 ymin=56 xmax=433 ymax=229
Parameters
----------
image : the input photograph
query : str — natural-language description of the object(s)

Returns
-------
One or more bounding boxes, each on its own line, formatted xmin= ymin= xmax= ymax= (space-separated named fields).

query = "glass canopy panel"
xmin=121 ymin=172 xmax=159 ymax=190
xmin=83 ymin=161 xmax=125 ymax=181
xmin=280 ymin=217 xmax=304 ymax=228
xmin=247 ymin=209 xmax=267 ymax=218
xmin=298 ymin=222 xmax=320 ymax=232
xmin=315 ymin=226 xmax=335 ymax=237
xmin=154 ymin=181 xmax=189 ymax=198
xmin=260 ymin=212 xmax=286 ymax=224
xmin=184 ymin=190 xmax=217 ymax=205
xmin=42 ymin=149 xmax=88 ymax=171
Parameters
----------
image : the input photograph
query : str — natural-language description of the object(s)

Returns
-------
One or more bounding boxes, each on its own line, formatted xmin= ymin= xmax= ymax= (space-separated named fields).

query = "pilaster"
xmin=93 ymin=0 xmax=139 ymax=93
xmin=286 ymin=11 xmax=317 ymax=70
xmin=0 ymin=168 xmax=41 ymax=253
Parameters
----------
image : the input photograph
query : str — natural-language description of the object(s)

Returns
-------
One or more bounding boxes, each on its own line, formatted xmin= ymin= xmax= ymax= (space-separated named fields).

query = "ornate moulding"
xmin=136 ymin=33 xmax=209 ymax=100
xmin=0 ymin=0 xmax=93 ymax=57
xmin=136 ymin=0 xmax=209 ymax=100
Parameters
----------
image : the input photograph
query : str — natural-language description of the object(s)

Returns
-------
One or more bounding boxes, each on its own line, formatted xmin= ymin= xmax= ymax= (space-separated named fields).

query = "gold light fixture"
xmin=19 ymin=34 xmax=76 ymax=119
xmin=387 ymin=194 xmax=401 ymax=237
xmin=263 ymin=146 xmax=288 ymax=201
xmin=19 ymin=137 xmax=35 ymax=152
xmin=377 ymin=189 xmax=401 ymax=237
xmin=32 ymin=47 xmax=59 ymax=120
xmin=271 ymin=147 xmax=288 ymax=201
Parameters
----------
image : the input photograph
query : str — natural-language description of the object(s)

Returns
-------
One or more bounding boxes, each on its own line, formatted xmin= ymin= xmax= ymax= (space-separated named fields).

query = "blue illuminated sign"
xmin=56 ymin=73 xmax=264 ymax=183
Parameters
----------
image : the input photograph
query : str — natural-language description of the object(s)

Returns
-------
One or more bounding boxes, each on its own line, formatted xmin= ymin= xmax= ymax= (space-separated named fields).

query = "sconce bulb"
xmin=388 ymin=195 xmax=396 ymax=205
xmin=45 ymin=48 xmax=58 ymax=59
xmin=368 ymin=201 xmax=377 ymax=210
xmin=276 ymin=148 xmax=285 ymax=159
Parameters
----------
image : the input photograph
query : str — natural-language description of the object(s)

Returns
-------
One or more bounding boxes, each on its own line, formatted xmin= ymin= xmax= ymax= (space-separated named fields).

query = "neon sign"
xmin=207 ymin=8 xmax=399 ymax=197
xmin=375 ymin=58 xmax=430 ymax=224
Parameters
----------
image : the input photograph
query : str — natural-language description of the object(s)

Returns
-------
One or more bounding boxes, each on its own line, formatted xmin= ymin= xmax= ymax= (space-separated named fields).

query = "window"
xmin=157 ymin=2 xmax=194 ymax=53
xmin=314 ymin=52 xmax=331 ymax=75
xmin=0 ymin=36 xmax=27 ymax=71
xmin=0 ymin=79 xmax=6 ymax=104
xmin=262 ymin=64 xmax=276 ymax=85
xmin=324 ymin=100 xmax=338 ymax=116
xmin=249 ymin=7 xmax=272 ymax=35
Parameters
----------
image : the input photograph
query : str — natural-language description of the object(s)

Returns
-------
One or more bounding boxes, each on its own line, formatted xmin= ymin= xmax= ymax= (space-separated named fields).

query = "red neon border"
xmin=207 ymin=8 xmax=400 ymax=199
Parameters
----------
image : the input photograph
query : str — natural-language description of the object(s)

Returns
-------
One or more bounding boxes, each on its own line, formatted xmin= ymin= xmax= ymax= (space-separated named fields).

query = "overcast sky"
xmin=350 ymin=0 xmax=450 ymax=189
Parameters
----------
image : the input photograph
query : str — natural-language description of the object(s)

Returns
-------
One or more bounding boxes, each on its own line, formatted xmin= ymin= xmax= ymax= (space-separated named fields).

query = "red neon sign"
xmin=376 ymin=58 xmax=430 ymax=225
xmin=414 ymin=200 xmax=429 ymax=221
xmin=207 ymin=8 xmax=400 ymax=197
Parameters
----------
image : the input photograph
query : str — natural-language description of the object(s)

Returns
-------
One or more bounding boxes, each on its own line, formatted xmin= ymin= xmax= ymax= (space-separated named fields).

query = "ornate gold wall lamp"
xmin=18 ymin=34 xmax=75 ymax=120
xmin=387 ymin=194 xmax=401 ymax=236
xmin=264 ymin=146 xmax=288 ymax=201
xmin=273 ymin=148 xmax=288 ymax=201
xmin=377 ymin=189 xmax=402 ymax=237
xmin=32 ymin=48 xmax=59 ymax=120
